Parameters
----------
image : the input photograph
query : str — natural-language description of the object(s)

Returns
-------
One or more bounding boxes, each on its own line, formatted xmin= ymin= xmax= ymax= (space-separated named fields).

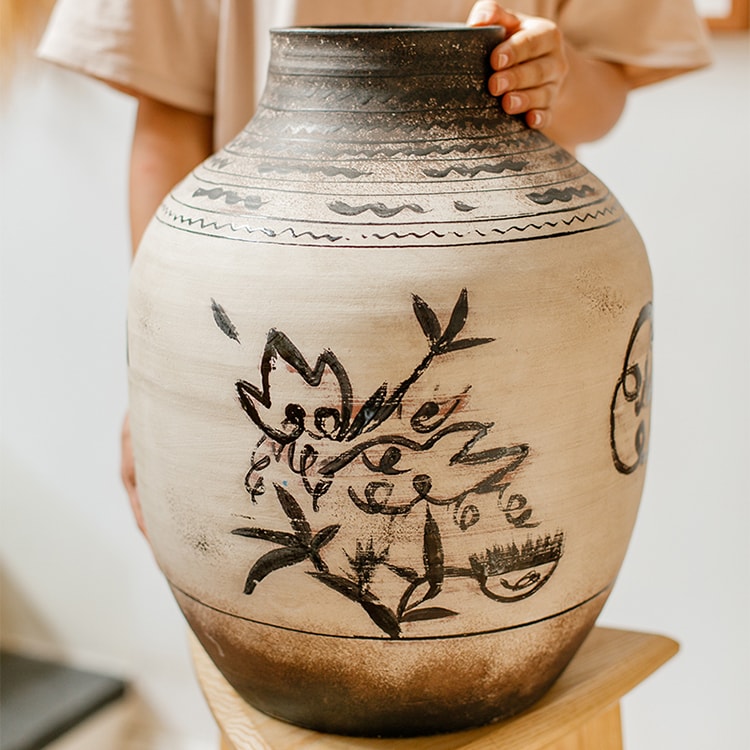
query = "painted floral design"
xmin=212 ymin=291 xmax=564 ymax=638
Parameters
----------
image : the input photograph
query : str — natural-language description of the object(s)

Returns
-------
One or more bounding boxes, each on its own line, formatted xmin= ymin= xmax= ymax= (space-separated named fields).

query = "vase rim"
xmin=270 ymin=23 xmax=505 ymax=35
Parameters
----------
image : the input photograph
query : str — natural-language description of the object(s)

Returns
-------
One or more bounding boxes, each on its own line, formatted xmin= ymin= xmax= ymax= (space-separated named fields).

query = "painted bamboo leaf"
xmin=440 ymin=288 xmax=469 ymax=344
xmin=210 ymin=298 xmax=240 ymax=342
xmin=310 ymin=523 xmax=341 ymax=550
xmin=359 ymin=600 xmax=401 ymax=639
xmin=423 ymin=507 xmax=445 ymax=594
xmin=347 ymin=382 xmax=388 ymax=438
xmin=400 ymin=607 xmax=459 ymax=623
xmin=309 ymin=572 xmax=401 ymax=639
xmin=385 ymin=562 xmax=420 ymax=583
xmin=231 ymin=527 xmax=300 ymax=547
xmin=397 ymin=579 xmax=419 ymax=618
xmin=273 ymin=484 xmax=312 ymax=542
xmin=443 ymin=336 xmax=495 ymax=353
xmin=397 ymin=577 xmax=444 ymax=618
xmin=412 ymin=294 xmax=442 ymax=344
xmin=309 ymin=572 xmax=359 ymax=601
xmin=244 ymin=546 xmax=309 ymax=594
xmin=395 ymin=512 xmax=445 ymax=618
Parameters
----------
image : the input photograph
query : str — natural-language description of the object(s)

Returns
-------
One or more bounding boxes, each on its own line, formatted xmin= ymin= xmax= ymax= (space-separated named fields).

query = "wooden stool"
xmin=189 ymin=627 xmax=678 ymax=750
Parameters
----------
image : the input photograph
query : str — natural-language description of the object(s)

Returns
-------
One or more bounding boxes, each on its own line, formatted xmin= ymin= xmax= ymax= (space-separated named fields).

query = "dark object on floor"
xmin=0 ymin=650 xmax=126 ymax=750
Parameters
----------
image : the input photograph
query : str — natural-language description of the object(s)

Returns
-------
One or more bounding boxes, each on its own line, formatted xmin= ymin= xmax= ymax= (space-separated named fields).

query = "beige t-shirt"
xmin=38 ymin=0 xmax=711 ymax=148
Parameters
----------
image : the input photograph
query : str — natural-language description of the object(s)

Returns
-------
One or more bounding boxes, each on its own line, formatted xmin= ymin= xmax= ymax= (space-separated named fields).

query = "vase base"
xmin=173 ymin=586 xmax=608 ymax=737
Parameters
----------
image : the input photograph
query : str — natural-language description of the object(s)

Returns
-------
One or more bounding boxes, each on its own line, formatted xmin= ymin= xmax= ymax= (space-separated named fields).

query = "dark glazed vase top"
xmin=263 ymin=25 xmax=507 ymax=110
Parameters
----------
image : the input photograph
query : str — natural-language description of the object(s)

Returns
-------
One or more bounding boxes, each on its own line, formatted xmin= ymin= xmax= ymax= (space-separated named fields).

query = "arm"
xmin=129 ymin=95 xmax=214 ymax=251
xmin=467 ymin=2 xmax=631 ymax=151
xmin=123 ymin=95 xmax=213 ymax=535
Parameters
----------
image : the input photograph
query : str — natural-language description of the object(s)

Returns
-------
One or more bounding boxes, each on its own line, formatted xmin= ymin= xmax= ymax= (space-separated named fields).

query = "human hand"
xmin=121 ymin=412 xmax=147 ymax=537
xmin=467 ymin=1 xmax=569 ymax=131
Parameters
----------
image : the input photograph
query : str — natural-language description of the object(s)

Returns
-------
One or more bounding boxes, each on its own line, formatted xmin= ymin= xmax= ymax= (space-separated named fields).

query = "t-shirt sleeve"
xmin=557 ymin=0 xmax=712 ymax=88
xmin=37 ymin=0 xmax=220 ymax=114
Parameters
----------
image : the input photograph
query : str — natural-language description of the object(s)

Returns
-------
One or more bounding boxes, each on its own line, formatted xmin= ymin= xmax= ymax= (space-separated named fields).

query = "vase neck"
xmin=259 ymin=25 xmax=506 ymax=116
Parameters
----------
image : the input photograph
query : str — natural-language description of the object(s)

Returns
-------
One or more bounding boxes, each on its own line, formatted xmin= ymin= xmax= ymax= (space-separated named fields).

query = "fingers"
xmin=486 ymin=16 xmax=569 ymax=130
xmin=121 ymin=413 xmax=148 ymax=538
xmin=497 ymin=83 xmax=557 ymax=119
xmin=526 ymin=109 xmax=549 ymax=129
xmin=490 ymin=17 xmax=563 ymax=69
xmin=489 ymin=56 xmax=561 ymax=98
xmin=467 ymin=1 xmax=521 ymax=33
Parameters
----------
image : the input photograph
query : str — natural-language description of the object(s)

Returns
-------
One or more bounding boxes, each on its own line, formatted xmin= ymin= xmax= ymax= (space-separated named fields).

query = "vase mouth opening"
xmin=270 ymin=23 xmax=505 ymax=36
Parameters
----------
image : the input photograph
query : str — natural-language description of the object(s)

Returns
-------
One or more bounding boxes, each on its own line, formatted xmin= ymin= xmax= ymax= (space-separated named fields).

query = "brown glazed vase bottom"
xmin=174 ymin=586 xmax=609 ymax=737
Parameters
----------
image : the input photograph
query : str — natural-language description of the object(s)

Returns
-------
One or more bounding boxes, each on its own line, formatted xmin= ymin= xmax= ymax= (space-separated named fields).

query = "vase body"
xmin=128 ymin=26 xmax=653 ymax=737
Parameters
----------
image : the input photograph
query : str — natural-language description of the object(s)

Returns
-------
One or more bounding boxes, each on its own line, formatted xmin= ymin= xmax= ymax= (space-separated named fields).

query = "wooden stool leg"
xmin=218 ymin=727 xmax=272 ymax=750
xmin=217 ymin=706 xmax=624 ymax=750
xmin=544 ymin=703 xmax=623 ymax=750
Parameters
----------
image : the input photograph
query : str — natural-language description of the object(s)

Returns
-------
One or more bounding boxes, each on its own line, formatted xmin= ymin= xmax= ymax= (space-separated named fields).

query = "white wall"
xmin=579 ymin=32 xmax=750 ymax=750
xmin=1 ymin=32 xmax=747 ymax=750
xmin=0 ymin=67 xmax=217 ymax=747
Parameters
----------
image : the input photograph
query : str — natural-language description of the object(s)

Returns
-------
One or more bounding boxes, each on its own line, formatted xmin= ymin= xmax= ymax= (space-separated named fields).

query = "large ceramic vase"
xmin=128 ymin=25 xmax=652 ymax=737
